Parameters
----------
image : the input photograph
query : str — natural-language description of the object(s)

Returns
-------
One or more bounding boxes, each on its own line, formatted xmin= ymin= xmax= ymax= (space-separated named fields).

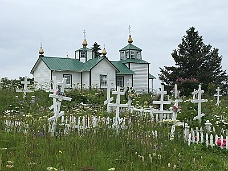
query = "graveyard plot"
xmin=1 ymin=85 xmax=228 ymax=170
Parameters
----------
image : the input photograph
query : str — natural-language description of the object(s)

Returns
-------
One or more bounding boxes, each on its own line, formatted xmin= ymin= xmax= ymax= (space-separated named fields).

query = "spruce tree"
xmin=159 ymin=27 xmax=227 ymax=94
xmin=92 ymin=42 xmax=101 ymax=58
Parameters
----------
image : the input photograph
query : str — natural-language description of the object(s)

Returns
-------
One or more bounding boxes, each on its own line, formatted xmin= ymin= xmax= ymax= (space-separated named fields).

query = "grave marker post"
xmin=104 ymin=76 xmax=113 ymax=112
xmin=48 ymin=78 xmax=72 ymax=133
xmin=153 ymin=84 xmax=172 ymax=120
xmin=109 ymin=86 xmax=128 ymax=127
xmin=16 ymin=76 xmax=34 ymax=98
xmin=191 ymin=84 xmax=208 ymax=123
xmin=214 ymin=87 xmax=222 ymax=106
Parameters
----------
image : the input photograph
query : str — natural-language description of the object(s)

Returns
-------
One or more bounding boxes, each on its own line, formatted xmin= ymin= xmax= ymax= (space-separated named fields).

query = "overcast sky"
xmin=0 ymin=0 xmax=227 ymax=89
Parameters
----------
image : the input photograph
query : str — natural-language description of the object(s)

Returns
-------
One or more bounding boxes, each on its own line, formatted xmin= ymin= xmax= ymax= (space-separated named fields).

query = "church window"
xmin=81 ymin=51 xmax=86 ymax=58
xmin=125 ymin=51 xmax=129 ymax=58
xmin=116 ymin=76 xmax=124 ymax=87
xmin=130 ymin=51 xmax=135 ymax=59
xmin=100 ymin=75 xmax=107 ymax=87
xmin=63 ymin=74 xmax=72 ymax=86
xmin=136 ymin=52 xmax=141 ymax=59
xmin=120 ymin=51 xmax=125 ymax=59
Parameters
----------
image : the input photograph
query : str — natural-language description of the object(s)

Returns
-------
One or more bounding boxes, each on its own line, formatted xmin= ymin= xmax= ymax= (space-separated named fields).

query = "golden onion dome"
xmin=39 ymin=46 xmax=44 ymax=55
xmin=128 ymin=35 xmax=133 ymax=44
xmin=82 ymin=39 xmax=88 ymax=47
xmin=102 ymin=47 xmax=107 ymax=56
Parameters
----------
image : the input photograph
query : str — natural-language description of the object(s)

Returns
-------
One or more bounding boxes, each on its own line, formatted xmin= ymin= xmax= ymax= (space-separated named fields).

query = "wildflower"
xmin=158 ymin=154 xmax=161 ymax=160
xmin=168 ymin=163 xmax=171 ymax=167
xmin=47 ymin=166 xmax=58 ymax=171
xmin=6 ymin=165 xmax=14 ymax=168
xmin=108 ymin=168 xmax=115 ymax=171
xmin=217 ymin=138 xmax=226 ymax=147
xmin=173 ymin=164 xmax=177 ymax=170
xmin=59 ymin=150 xmax=63 ymax=154
xmin=7 ymin=161 xmax=14 ymax=165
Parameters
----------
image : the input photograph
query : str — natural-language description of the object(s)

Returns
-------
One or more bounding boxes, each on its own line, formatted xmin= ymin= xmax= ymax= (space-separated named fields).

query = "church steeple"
xmin=119 ymin=26 xmax=142 ymax=60
xmin=75 ymin=30 xmax=93 ymax=62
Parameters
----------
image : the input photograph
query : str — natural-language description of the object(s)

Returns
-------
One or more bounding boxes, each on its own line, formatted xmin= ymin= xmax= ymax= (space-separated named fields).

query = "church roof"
xmin=81 ymin=56 xmax=116 ymax=71
xmin=31 ymin=56 xmax=83 ymax=74
xmin=76 ymin=47 xmax=92 ymax=51
xmin=120 ymin=58 xmax=149 ymax=64
xmin=111 ymin=61 xmax=134 ymax=75
xmin=119 ymin=43 xmax=142 ymax=51
xmin=31 ymin=56 xmax=120 ymax=74
xmin=42 ymin=56 xmax=83 ymax=71
xmin=149 ymin=73 xmax=156 ymax=79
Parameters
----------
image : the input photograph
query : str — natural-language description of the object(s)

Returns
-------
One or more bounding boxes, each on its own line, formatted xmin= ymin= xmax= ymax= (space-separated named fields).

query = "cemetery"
xmin=0 ymin=77 xmax=228 ymax=170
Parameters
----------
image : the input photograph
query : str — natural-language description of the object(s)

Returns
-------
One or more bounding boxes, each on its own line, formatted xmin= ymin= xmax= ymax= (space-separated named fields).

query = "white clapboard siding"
xmin=33 ymin=60 xmax=51 ymax=88
xmin=91 ymin=59 xmax=116 ymax=88
xmin=129 ymin=63 xmax=148 ymax=92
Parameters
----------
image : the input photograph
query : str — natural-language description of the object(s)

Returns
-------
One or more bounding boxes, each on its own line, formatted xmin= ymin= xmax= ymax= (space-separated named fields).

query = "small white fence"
xmin=184 ymin=123 xmax=228 ymax=149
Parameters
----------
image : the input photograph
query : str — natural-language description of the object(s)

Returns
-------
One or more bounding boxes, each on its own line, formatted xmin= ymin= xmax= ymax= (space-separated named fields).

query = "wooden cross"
xmin=104 ymin=76 xmax=113 ymax=112
xmin=171 ymin=84 xmax=182 ymax=120
xmin=48 ymin=78 xmax=72 ymax=124
xmin=46 ymin=76 xmax=57 ymax=93
xmin=127 ymin=79 xmax=133 ymax=109
xmin=108 ymin=86 xmax=128 ymax=126
xmin=83 ymin=29 xmax=86 ymax=39
xmin=128 ymin=25 xmax=131 ymax=35
xmin=174 ymin=84 xmax=179 ymax=99
xmin=214 ymin=87 xmax=222 ymax=106
xmin=153 ymin=84 xmax=171 ymax=111
xmin=191 ymin=84 xmax=208 ymax=122
xmin=16 ymin=76 xmax=34 ymax=98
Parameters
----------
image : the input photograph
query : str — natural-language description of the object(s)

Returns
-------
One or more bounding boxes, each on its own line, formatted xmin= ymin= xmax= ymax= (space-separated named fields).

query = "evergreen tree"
xmin=159 ymin=27 xmax=227 ymax=94
xmin=92 ymin=42 xmax=101 ymax=58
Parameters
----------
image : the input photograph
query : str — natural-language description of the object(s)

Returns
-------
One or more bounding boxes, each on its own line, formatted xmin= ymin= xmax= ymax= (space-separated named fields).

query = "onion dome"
xmin=128 ymin=35 xmax=133 ymax=44
xmin=82 ymin=39 xmax=88 ymax=47
xmin=39 ymin=46 xmax=44 ymax=55
xmin=102 ymin=47 xmax=107 ymax=56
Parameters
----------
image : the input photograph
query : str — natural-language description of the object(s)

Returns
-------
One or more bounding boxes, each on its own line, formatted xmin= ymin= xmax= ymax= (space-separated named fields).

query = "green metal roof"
xmin=81 ymin=57 xmax=104 ymax=71
xmin=119 ymin=43 xmax=142 ymax=51
xmin=149 ymin=74 xmax=156 ymax=79
xmin=76 ymin=47 xmax=92 ymax=51
xmin=120 ymin=58 xmax=149 ymax=64
xmin=111 ymin=61 xmax=134 ymax=75
xmin=41 ymin=56 xmax=83 ymax=71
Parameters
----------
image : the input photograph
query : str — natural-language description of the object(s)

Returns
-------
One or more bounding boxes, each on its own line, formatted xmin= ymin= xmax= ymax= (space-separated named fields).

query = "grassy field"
xmin=1 ymin=88 xmax=228 ymax=170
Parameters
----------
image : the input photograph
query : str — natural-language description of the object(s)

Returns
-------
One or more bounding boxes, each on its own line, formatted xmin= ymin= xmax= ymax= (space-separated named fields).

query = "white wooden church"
xmin=30 ymin=33 xmax=155 ymax=93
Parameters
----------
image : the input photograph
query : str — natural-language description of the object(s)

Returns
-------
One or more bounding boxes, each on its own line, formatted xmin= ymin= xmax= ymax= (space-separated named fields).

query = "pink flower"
xmin=217 ymin=138 xmax=226 ymax=146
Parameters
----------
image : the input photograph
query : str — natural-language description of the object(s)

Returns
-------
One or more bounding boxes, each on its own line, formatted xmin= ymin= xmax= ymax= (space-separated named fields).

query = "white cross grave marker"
xmin=191 ymin=84 xmax=208 ymax=122
xmin=104 ymin=76 xmax=113 ymax=112
xmin=108 ymin=86 xmax=128 ymax=127
xmin=16 ymin=76 xmax=34 ymax=98
xmin=172 ymin=84 xmax=182 ymax=120
xmin=46 ymin=76 xmax=57 ymax=93
xmin=48 ymin=78 xmax=72 ymax=133
xmin=214 ymin=87 xmax=222 ymax=106
xmin=153 ymin=84 xmax=172 ymax=120
xmin=126 ymin=79 xmax=133 ymax=109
